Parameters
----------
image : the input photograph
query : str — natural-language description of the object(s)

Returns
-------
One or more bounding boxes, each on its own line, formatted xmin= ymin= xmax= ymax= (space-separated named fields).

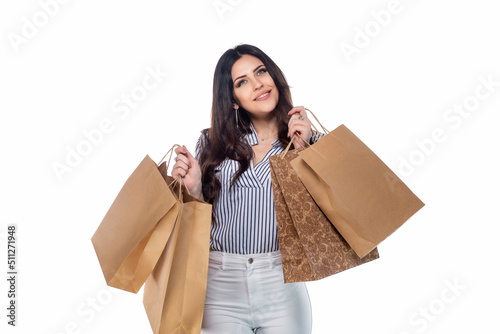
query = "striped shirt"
xmin=195 ymin=124 xmax=320 ymax=255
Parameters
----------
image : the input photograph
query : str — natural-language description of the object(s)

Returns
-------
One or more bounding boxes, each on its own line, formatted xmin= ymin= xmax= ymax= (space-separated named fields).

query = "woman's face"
xmin=231 ymin=54 xmax=279 ymax=120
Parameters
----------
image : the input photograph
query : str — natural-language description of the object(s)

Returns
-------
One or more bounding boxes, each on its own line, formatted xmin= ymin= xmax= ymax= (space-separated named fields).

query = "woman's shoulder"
xmin=196 ymin=128 xmax=210 ymax=146
xmin=200 ymin=128 xmax=210 ymax=138
xmin=195 ymin=128 xmax=211 ymax=160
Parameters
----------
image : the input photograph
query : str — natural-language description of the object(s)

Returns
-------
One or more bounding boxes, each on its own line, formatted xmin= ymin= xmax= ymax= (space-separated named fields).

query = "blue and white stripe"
xmin=196 ymin=125 xmax=322 ymax=255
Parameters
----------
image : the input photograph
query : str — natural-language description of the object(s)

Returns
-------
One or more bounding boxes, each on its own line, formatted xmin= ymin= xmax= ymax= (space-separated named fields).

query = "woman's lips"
xmin=254 ymin=90 xmax=271 ymax=101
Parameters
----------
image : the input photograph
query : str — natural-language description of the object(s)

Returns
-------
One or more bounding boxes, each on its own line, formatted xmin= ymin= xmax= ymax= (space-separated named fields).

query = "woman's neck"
xmin=250 ymin=115 xmax=279 ymax=139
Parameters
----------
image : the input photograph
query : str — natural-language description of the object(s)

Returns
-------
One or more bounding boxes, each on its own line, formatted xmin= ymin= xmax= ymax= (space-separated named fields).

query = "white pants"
xmin=201 ymin=251 xmax=312 ymax=334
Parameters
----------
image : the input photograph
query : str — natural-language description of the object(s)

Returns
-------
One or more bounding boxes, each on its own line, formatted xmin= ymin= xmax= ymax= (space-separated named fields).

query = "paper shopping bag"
xmin=91 ymin=155 xmax=179 ymax=293
xmin=269 ymin=149 xmax=379 ymax=283
xmin=291 ymin=124 xmax=425 ymax=258
xmin=143 ymin=177 xmax=212 ymax=334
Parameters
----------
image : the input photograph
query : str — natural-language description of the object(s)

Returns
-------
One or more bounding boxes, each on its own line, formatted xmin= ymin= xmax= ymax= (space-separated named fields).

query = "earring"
xmin=235 ymin=108 xmax=239 ymax=128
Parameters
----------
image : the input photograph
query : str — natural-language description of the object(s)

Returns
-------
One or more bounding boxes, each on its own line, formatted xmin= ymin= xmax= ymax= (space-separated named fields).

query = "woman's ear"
xmin=232 ymin=102 xmax=240 ymax=110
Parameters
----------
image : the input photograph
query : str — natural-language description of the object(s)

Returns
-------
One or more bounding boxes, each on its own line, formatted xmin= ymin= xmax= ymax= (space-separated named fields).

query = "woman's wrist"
xmin=190 ymin=184 xmax=204 ymax=201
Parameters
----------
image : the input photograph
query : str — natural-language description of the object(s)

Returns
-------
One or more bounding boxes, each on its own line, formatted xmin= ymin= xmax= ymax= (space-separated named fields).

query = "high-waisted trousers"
xmin=201 ymin=250 xmax=312 ymax=334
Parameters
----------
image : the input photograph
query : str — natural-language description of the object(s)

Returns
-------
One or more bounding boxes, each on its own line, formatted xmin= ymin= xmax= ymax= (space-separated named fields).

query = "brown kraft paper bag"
xmin=291 ymin=124 xmax=425 ymax=258
xmin=143 ymin=176 xmax=212 ymax=334
xmin=269 ymin=149 xmax=379 ymax=283
xmin=91 ymin=155 xmax=180 ymax=293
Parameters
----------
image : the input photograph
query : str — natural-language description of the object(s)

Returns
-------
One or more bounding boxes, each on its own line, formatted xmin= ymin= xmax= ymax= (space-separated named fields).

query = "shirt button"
xmin=248 ymin=258 xmax=253 ymax=264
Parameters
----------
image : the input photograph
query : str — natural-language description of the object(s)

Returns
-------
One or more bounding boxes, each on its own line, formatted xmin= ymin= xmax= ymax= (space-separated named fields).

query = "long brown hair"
xmin=198 ymin=44 xmax=293 ymax=210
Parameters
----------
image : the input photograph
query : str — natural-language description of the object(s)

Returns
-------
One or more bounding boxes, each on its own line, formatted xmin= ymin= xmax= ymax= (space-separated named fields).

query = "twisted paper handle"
xmin=157 ymin=144 xmax=191 ymax=197
xmin=157 ymin=144 xmax=180 ymax=169
xmin=282 ymin=108 xmax=329 ymax=159
xmin=306 ymin=108 xmax=329 ymax=135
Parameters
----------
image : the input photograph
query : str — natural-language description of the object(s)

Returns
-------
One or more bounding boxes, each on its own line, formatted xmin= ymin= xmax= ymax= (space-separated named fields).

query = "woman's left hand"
xmin=287 ymin=106 xmax=312 ymax=148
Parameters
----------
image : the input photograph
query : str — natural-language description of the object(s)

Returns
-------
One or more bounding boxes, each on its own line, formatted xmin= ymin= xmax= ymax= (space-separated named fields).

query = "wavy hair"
xmin=198 ymin=44 xmax=293 ymax=210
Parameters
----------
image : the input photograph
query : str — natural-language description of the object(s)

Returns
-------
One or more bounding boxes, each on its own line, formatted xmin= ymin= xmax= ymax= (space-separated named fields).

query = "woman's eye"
xmin=257 ymin=68 xmax=267 ymax=75
xmin=236 ymin=79 xmax=246 ymax=87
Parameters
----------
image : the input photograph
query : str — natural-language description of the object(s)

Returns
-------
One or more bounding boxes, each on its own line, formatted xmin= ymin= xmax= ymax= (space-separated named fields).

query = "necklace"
xmin=259 ymin=133 xmax=278 ymax=142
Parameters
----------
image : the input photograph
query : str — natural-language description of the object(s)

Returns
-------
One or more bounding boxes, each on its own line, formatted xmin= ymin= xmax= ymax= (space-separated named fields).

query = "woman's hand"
xmin=287 ymin=106 xmax=312 ymax=148
xmin=171 ymin=145 xmax=203 ymax=200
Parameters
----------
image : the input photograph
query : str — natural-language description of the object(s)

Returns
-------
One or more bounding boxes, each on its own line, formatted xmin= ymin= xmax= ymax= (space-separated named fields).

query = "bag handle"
xmin=170 ymin=176 xmax=190 ymax=199
xmin=157 ymin=144 xmax=191 ymax=197
xmin=306 ymin=108 xmax=329 ymax=135
xmin=157 ymin=144 xmax=180 ymax=169
xmin=281 ymin=108 xmax=329 ymax=159
xmin=282 ymin=133 xmax=305 ymax=158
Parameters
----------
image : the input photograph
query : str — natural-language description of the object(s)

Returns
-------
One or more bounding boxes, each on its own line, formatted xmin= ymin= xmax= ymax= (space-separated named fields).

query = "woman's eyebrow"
xmin=233 ymin=65 xmax=265 ymax=83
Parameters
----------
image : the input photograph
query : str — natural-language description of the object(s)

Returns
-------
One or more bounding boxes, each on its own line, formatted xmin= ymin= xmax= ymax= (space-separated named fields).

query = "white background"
xmin=1 ymin=0 xmax=499 ymax=333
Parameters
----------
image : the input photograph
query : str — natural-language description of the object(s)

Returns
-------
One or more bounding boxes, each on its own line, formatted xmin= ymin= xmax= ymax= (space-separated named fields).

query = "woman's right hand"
xmin=171 ymin=145 xmax=203 ymax=200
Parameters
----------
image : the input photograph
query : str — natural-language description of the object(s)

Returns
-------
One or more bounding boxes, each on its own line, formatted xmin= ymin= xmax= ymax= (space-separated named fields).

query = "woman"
xmin=172 ymin=44 xmax=315 ymax=334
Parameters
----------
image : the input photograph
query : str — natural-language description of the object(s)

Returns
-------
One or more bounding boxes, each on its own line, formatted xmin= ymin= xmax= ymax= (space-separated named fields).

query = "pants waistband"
xmin=209 ymin=250 xmax=282 ymax=269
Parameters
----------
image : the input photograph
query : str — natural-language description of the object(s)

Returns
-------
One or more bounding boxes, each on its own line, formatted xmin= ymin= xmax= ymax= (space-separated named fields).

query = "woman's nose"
xmin=252 ymin=78 xmax=263 ymax=90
